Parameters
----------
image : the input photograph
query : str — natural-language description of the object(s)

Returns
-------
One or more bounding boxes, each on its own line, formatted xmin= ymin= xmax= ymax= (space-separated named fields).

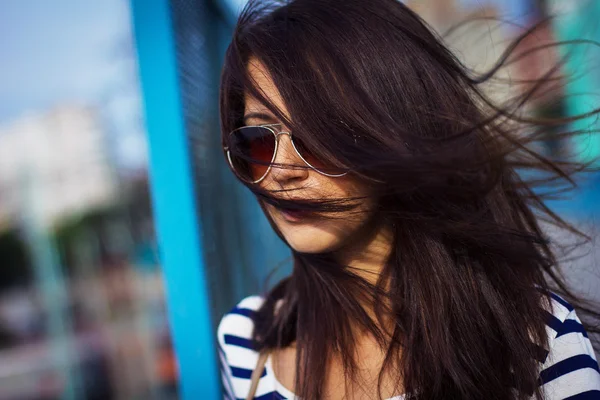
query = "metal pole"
xmin=130 ymin=0 xmax=221 ymax=398
xmin=21 ymin=169 xmax=80 ymax=400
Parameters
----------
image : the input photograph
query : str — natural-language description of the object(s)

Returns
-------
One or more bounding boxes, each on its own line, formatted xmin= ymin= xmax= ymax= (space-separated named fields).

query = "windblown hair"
xmin=219 ymin=0 xmax=600 ymax=399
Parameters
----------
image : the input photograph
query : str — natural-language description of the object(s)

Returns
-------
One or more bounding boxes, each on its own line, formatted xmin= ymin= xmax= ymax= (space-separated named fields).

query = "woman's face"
xmin=243 ymin=59 xmax=375 ymax=254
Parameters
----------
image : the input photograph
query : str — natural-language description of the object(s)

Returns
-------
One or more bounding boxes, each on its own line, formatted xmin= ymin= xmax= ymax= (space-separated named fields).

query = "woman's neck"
xmin=334 ymin=218 xmax=394 ymax=285
xmin=332 ymin=219 xmax=396 ymax=336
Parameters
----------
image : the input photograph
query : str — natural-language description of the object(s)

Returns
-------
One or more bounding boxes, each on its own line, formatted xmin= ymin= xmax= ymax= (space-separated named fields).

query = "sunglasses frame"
xmin=224 ymin=123 xmax=348 ymax=184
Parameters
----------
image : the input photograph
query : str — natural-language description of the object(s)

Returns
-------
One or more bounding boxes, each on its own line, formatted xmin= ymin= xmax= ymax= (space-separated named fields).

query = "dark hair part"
xmin=219 ymin=0 xmax=600 ymax=399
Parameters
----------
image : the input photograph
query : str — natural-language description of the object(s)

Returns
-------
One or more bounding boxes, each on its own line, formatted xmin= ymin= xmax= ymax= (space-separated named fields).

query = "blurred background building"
xmin=0 ymin=106 xmax=117 ymax=230
xmin=0 ymin=0 xmax=598 ymax=399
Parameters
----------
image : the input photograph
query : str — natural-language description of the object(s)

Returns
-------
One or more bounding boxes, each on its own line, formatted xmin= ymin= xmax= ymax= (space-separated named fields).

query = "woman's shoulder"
xmin=217 ymin=295 xmax=266 ymax=380
xmin=544 ymin=291 xmax=576 ymax=330
xmin=540 ymin=292 xmax=600 ymax=398
xmin=218 ymin=296 xmax=278 ymax=399
xmin=543 ymin=291 xmax=588 ymax=346
xmin=217 ymin=295 xmax=265 ymax=350
xmin=543 ymin=291 xmax=589 ymax=357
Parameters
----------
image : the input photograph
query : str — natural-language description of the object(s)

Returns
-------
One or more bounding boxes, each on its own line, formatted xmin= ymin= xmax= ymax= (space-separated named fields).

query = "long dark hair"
xmin=219 ymin=1 xmax=600 ymax=399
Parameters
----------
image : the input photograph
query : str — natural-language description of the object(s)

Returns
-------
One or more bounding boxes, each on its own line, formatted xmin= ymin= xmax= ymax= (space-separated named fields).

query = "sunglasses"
xmin=224 ymin=123 xmax=348 ymax=183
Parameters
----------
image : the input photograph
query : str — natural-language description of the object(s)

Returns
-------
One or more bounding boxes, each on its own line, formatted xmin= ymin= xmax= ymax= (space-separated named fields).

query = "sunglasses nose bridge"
xmin=275 ymin=131 xmax=291 ymax=140
xmin=272 ymin=132 xmax=299 ymax=164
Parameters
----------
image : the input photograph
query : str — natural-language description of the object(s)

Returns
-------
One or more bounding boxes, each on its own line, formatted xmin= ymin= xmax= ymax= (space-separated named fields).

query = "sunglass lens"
xmin=228 ymin=126 xmax=276 ymax=182
xmin=292 ymin=136 xmax=347 ymax=176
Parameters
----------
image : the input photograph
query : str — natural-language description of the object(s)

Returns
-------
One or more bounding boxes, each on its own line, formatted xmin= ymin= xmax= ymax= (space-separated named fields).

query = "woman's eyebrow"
xmin=243 ymin=112 xmax=279 ymax=124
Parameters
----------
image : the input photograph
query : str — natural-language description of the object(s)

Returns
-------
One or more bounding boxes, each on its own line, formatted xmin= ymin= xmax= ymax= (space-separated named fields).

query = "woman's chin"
xmin=282 ymin=226 xmax=342 ymax=254
xmin=288 ymin=241 xmax=335 ymax=254
xmin=268 ymin=206 xmax=367 ymax=254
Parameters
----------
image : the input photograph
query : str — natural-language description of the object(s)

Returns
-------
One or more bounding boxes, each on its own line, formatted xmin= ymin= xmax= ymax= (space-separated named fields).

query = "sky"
xmin=0 ymin=0 xmax=146 ymax=169
xmin=0 ymin=0 xmax=534 ymax=123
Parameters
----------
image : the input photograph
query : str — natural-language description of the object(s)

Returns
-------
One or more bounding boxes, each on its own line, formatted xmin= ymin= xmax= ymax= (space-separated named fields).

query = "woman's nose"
xmin=267 ymin=134 xmax=310 ymax=185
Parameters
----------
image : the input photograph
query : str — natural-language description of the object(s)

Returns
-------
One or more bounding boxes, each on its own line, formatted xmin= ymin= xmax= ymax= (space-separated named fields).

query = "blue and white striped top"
xmin=218 ymin=294 xmax=600 ymax=399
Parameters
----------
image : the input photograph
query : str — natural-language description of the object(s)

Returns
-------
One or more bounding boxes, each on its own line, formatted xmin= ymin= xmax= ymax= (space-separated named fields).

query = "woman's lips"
xmin=280 ymin=209 xmax=309 ymax=223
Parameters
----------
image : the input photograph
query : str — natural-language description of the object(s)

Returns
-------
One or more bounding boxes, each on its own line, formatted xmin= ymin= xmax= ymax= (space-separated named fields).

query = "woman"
xmin=217 ymin=0 xmax=600 ymax=399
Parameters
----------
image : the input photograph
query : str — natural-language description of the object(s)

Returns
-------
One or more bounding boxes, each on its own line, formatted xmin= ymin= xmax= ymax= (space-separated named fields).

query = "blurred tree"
xmin=0 ymin=228 xmax=32 ymax=289
xmin=53 ymin=206 xmax=119 ymax=277
xmin=53 ymin=176 xmax=154 ymax=276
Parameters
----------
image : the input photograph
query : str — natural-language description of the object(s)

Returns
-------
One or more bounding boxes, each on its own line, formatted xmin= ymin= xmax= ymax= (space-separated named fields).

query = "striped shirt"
xmin=217 ymin=294 xmax=600 ymax=399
